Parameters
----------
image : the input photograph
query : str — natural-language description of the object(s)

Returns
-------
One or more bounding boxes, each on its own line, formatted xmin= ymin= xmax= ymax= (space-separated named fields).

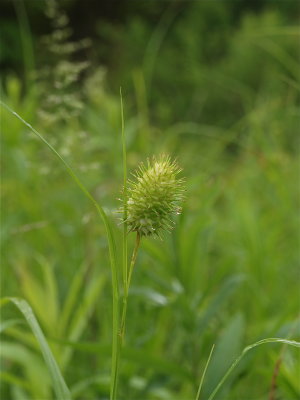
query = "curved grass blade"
xmin=0 ymin=101 xmax=120 ymax=400
xmin=1 ymin=297 xmax=71 ymax=400
xmin=207 ymin=338 xmax=300 ymax=400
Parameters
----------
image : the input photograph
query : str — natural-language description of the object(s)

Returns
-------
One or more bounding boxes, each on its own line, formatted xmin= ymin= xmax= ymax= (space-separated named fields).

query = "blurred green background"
xmin=1 ymin=0 xmax=300 ymax=399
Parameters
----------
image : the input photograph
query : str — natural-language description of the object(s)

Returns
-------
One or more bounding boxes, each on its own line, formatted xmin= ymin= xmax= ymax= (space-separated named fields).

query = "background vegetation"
xmin=1 ymin=0 xmax=299 ymax=399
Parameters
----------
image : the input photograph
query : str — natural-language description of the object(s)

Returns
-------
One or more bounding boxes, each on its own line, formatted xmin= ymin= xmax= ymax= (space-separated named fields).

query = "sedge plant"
xmin=115 ymin=92 xmax=186 ymax=398
xmin=118 ymin=153 xmax=185 ymax=343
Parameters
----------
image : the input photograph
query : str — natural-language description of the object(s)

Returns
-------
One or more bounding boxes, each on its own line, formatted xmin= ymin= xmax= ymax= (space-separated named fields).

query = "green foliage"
xmin=1 ymin=297 xmax=70 ymax=400
xmin=1 ymin=2 xmax=300 ymax=400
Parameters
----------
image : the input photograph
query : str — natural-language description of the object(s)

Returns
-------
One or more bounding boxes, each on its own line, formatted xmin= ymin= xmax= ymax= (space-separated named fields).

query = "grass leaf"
xmin=60 ymin=273 xmax=106 ymax=369
xmin=1 ymin=297 xmax=71 ymax=400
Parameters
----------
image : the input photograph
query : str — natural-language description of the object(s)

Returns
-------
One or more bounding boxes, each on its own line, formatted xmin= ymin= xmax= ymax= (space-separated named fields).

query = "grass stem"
xmin=113 ymin=233 xmax=140 ymax=399
xmin=120 ymin=232 xmax=141 ymax=342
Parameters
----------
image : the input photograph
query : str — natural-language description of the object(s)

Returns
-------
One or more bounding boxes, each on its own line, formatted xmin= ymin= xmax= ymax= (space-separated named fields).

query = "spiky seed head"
xmin=122 ymin=154 xmax=185 ymax=237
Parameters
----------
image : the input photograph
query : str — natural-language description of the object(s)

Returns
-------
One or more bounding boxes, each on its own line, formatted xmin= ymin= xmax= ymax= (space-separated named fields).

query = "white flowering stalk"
xmin=123 ymin=154 xmax=185 ymax=238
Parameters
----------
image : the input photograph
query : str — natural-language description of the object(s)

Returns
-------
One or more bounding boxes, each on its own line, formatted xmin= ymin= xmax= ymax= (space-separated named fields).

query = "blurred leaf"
xmin=129 ymin=287 xmax=169 ymax=306
xmin=201 ymin=313 xmax=245 ymax=399
xmin=59 ymin=262 xmax=88 ymax=336
xmin=197 ymin=275 xmax=245 ymax=334
xmin=70 ymin=374 xmax=110 ymax=397
xmin=0 ymin=318 xmax=23 ymax=333
xmin=60 ymin=273 xmax=106 ymax=369
xmin=48 ymin=339 xmax=193 ymax=380
xmin=36 ymin=255 xmax=59 ymax=329
xmin=208 ymin=338 xmax=300 ymax=400
xmin=0 ymin=371 xmax=31 ymax=391
xmin=1 ymin=341 xmax=51 ymax=398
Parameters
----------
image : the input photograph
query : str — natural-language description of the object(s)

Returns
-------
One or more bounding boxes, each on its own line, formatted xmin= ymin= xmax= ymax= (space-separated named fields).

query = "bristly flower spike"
xmin=121 ymin=154 xmax=185 ymax=238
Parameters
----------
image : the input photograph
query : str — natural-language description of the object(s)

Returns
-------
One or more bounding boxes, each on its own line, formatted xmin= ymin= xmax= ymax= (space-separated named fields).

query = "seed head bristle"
xmin=120 ymin=154 xmax=185 ymax=237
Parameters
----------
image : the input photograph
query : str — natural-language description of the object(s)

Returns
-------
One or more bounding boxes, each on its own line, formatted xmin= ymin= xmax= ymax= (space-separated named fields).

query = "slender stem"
xmin=120 ymin=87 xmax=128 ymax=294
xmin=111 ymin=88 xmax=127 ymax=400
xmin=113 ymin=232 xmax=140 ymax=399
xmin=127 ymin=232 xmax=141 ymax=293
xmin=120 ymin=232 xmax=141 ymax=340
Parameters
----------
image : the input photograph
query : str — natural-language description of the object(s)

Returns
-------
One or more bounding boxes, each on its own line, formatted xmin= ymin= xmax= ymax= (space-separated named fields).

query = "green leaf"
xmin=70 ymin=375 xmax=110 ymax=397
xmin=1 ymin=341 xmax=50 ymax=398
xmin=59 ymin=262 xmax=88 ymax=336
xmin=17 ymin=256 xmax=59 ymax=336
xmin=60 ymin=273 xmax=106 ymax=369
xmin=208 ymin=338 xmax=300 ymax=400
xmin=0 ymin=318 xmax=23 ymax=333
xmin=202 ymin=313 xmax=245 ymax=399
xmin=197 ymin=275 xmax=245 ymax=334
xmin=1 ymin=297 xmax=71 ymax=400
xmin=46 ymin=339 xmax=193 ymax=380
xmin=0 ymin=370 xmax=35 ymax=391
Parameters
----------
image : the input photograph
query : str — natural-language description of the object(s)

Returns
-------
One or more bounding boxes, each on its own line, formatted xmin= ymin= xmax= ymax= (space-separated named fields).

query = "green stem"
xmin=127 ymin=233 xmax=141 ymax=293
xmin=115 ymin=232 xmax=141 ymax=395
xmin=113 ymin=233 xmax=140 ymax=399
xmin=111 ymin=88 xmax=128 ymax=400
xmin=120 ymin=87 xmax=128 ymax=294
xmin=120 ymin=232 xmax=141 ymax=341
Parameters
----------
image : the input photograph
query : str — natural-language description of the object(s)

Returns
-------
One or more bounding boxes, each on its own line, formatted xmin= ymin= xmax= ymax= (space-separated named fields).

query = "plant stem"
xmin=111 ymin=88 xmax=128 ymax=400
xmin=120 ymin=232 xmax=141 ymax=341
xmin=120 ymin=87 xmax=128 ymax=296
xmin=112 ymin=232 xmax=140 ymax=399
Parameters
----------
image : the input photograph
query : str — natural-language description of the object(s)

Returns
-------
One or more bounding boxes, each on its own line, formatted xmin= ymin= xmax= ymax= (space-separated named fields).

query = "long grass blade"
xmin=120 ymin=87 xmax=128 ymax=295
xmin=207 ymin=338 xmax=300 ymax=400
xmin=1 ymin=297 xmax=71 ymax=400
xmin=0 ymin=101 xmax=120 ymax=400
xmin=110 ymin=87 xmax=128 ymax=400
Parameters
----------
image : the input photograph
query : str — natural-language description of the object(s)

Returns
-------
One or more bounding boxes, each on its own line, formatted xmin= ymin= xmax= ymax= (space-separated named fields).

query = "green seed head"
xmin=122 ymin=155 xmax=185 ymax=237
